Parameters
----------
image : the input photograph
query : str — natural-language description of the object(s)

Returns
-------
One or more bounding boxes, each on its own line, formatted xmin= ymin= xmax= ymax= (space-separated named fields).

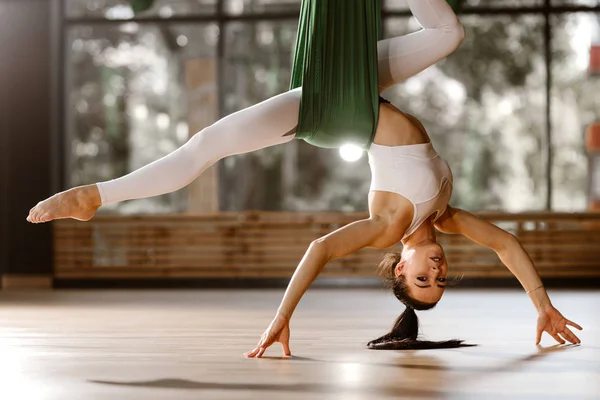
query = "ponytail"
xmin=367 ymin=305 xmax=468 ymax=350
xmin=369 ymin=253 xmax=472 ymax=350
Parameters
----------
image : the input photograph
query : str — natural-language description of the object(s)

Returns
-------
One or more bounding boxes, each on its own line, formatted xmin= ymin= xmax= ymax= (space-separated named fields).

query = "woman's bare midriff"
xmin=373 ymin=102 xmax=431 ymax=146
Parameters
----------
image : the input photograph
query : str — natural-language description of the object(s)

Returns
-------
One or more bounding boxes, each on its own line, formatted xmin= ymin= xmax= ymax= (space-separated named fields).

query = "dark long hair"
xmin=368 ymin=252 xmax=471 ymax=350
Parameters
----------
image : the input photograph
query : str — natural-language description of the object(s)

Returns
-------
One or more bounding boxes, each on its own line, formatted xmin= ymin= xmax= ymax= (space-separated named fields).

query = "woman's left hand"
xmin=536 ymin=305 xmax=582 ymax=345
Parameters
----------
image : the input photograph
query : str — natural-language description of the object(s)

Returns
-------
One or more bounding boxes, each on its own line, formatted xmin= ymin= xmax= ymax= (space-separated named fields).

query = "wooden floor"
xmin=0 ymin=289 xmax=598 ymax=400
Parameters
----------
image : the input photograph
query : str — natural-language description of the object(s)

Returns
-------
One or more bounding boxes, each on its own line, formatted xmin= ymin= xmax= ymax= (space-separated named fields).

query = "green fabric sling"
xmin=446 ymin=0 xmax=463 ymax=12
xmin=290 ymin=0 xmax=381 ymax=150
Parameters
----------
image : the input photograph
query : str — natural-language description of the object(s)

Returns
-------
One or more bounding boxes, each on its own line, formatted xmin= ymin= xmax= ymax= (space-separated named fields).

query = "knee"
xmin=455 ymin=21 xmax=466 ymax=43
xmin=187 ymin=128 xmax=210 ymax=153
xmin=309 ymin=239 xmax=331 ymax=260
xmin=446 ymin=20 xmax=466 ymax=50
xmin=186 ymin=125 xmax=223 ymax=164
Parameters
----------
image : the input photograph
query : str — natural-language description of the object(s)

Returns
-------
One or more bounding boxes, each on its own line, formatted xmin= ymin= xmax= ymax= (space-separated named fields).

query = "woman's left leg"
xmin=377 ymin=0 xmax=465 ymax=91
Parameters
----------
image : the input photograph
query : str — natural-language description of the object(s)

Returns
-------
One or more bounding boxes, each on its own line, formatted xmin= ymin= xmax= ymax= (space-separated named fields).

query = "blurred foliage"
xmin=129 ymin=0 xmax=155 ymax=13
xmin=444 ymin=19 xmax=541 ymax=101
xmin=66 ymin=2 xmax=597 ymax=214
xmin=447 ymin=0 xmax=464 ymax=12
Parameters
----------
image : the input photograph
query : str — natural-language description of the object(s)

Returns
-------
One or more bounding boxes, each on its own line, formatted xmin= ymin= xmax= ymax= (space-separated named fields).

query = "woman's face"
xmin=395 ymin=242 xmax=448 ymax=304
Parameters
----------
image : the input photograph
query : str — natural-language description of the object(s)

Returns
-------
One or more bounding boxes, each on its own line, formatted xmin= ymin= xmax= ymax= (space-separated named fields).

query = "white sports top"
xmin=367 ymin=142 xmax=453 ymax=239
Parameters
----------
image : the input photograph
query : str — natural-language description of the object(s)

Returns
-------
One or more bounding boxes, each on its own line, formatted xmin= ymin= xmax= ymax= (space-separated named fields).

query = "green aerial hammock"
xmin=447 ymin=0 xmax=464 ymax=12
xmin=290 ymin=0 xmax=381 ymax=150
xmin=289 ymin=0 xmax=461 ymax=150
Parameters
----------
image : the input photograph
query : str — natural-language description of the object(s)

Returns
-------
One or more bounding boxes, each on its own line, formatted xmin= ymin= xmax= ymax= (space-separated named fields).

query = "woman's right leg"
xmin=98 ymin=89 xmax=300 ymax=205
xmin=377 ymin=0 xmax=465 ymax=91
xmin=28 ymin=89 xmax=301 ymax=222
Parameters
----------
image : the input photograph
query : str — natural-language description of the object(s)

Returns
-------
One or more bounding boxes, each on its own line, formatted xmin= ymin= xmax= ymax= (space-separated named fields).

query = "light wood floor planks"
xmin=0 ymin=289 xmax=598 ymax=400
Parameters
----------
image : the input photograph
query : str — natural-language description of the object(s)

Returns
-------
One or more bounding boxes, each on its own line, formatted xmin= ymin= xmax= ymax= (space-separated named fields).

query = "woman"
xmin=28 ymin=0 xmax=582 ymax=354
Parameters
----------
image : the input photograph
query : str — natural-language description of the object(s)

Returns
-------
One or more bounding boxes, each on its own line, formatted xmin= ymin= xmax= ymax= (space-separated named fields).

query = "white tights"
xmin=97 ymin=0 xmax=465 ymax=205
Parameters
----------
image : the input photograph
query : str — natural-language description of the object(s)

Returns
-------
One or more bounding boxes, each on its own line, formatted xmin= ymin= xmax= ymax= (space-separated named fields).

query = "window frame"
xmin=52 ymin=0 xmax=600 ymax=209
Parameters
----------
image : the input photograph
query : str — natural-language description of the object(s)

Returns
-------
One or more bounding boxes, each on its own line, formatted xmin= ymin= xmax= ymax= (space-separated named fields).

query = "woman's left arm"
xmin=435 ymin=207 xmax=582 ymax=344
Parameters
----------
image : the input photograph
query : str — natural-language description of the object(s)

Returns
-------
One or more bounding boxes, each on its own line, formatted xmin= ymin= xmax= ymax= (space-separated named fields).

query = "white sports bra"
xmin=367 ymin=142 xmax=453 ymax=239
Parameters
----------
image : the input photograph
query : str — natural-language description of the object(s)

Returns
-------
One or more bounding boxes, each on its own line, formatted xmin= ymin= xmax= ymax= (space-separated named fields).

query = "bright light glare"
xmin=339 ymin=144 xmax=363 ymax=162
xmin=176 ymin=35 xmax=189 ymax=47
xmin=156 ymin=113 xmax=170 ymax=129
xmin=105 ymin=5 xmax=134 ymax=20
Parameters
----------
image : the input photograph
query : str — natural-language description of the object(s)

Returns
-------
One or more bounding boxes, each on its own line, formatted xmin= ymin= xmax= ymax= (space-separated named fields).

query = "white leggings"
xmin=97 ymin=0 xmax=465 ymax=205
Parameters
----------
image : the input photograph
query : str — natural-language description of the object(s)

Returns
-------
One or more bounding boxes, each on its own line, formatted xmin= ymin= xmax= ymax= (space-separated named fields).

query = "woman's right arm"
xmin=245 ymin=217 xmax=390 ymax=358
xmin=276 ymin=218 xmax=389 ymax=320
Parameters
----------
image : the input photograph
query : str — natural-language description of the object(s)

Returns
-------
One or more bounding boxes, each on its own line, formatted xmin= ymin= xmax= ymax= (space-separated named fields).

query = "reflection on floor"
xmin=0 ymin=289 xmax=598 ymax=399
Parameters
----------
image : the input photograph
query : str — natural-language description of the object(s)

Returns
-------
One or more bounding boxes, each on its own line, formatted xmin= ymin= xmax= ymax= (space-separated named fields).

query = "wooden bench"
xmin=53 ymin=212 xmax=600 ymax=280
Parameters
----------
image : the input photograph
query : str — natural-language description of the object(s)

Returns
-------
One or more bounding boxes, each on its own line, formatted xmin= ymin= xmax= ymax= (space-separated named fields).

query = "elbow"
xmin=309 ymin=239 xmax=331 ymax=261
xmin=495 ymin=232 xmax=520 ymax=254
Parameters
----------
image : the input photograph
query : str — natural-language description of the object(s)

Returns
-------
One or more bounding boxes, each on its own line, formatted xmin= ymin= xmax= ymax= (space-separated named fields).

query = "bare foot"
xmin=27 ymin=185 xmax=102 ymax=223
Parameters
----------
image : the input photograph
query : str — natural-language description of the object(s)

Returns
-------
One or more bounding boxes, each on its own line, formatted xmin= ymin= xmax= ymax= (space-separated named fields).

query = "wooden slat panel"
xmin=53 ymin=212 xmax=600 ymax=280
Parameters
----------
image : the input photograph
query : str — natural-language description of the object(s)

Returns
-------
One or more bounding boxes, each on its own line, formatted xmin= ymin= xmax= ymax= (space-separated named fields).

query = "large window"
xmin=384 ymin=0 xmax=544 ymax=10
xmin=551 ymin=12 xmax=600 ymax=210
xmin=62 ymin=1 xmax=600 ymax=213
xmin=224 ymin=0 xmax=301 ymax=14
xmin=384 ymin=15 xmax=546 ymax=211
xmin=220 ymin=20 xmax=300 ymax=211
xmin=66 ymin=22 xmax=217 ymax=213
xmin=66 ymin=0 xmax=217 ymax=18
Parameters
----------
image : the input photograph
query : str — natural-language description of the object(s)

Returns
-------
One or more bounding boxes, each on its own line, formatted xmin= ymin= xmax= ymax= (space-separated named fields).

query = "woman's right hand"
xmin=244 ymin=314 xmax=291 ymax=358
